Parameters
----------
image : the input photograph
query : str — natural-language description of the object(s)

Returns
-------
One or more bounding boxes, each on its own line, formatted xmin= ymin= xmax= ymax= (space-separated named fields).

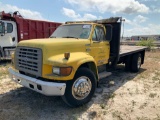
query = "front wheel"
xmin=62 ymin=67 xmax=97 ymax=107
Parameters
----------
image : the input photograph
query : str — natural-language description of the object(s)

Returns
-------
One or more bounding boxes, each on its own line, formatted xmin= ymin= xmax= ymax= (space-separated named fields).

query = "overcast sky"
xmin=0 ymin=0 xmax=159 ymax=36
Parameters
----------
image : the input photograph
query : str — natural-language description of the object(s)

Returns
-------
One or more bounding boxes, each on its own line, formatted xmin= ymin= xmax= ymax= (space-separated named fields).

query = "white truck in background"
xmin=0 ymin=11 xmax=61 ymax=60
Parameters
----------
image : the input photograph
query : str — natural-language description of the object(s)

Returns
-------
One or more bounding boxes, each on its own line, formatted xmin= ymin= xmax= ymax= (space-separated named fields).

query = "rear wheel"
xmin=125 ymin=55 xmax=131 ymax=71
xmin=131 ymin=53 xmax=142 ymax=72
xmin=62 ymin=67 xmax=97 ymax=107
xmin=0 ymin=51 xmax=2 ymax=61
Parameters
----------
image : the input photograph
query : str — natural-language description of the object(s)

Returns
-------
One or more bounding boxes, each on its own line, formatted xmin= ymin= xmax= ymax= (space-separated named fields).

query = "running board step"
xmin=98 ymin=71 xmax=112 ymax=79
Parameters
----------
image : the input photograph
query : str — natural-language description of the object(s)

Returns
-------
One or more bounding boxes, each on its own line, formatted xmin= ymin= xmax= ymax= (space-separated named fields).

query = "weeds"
xmin=155 ymin=114 xmax=160 ymax=120
xmin=112 ymin=111 xmax=123 ymax=120
xmin=69 ymin=114 xmax=78 ymax=120
xmin=137 ymin=116 xmax=150 ymax=120
xmin=0 ymin=64 xmax=11 ymax=78
xmin=1 ymin=51 xmax=160 ymax=120
xmin=100 ymin=104 xmax=105 ymax=109
xmin=132 ymin=100 xmax=136 ymax=107
xmin=139 ymin=102 xmax=147 ymax=109
xmin=152 ymin=71 xmax=160 ymax=81
xmin=149 ymin=93 xmax=157 ymax=98
xmin=109 ymin=93 xmax=116 ymax=99
xmin=89 ymin=111 xmax=97 ymax=118
xmin=136 ymin=39 xmax=155 ymax=50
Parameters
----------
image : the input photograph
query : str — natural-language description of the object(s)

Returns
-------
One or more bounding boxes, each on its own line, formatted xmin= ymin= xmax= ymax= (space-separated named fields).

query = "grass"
xmin=136 ymin=116 xmax=150 ymax=120
xmin=136 ymin=39 xmax=155 ymax=50
xmin=155 ymin=114 xmax=160 ymax=120
xmin=0 ymin=64 xmax=11 ymax=78
xmin=149 ymin=93 xmax=157 ymax=98
xmin=100 ymin=104 xmax=105 ymax=109
xmin=152 ymin=71 xmax=160 ymax=81
xmin=112 ymin=111 xmax=123 ymax=120
xmin=132 ymin=100 xmax=136 ymax=107
xmin=89 ymin=111 xmax=97 ymax=118
xmin=139 ymin=102 xmax=147 ymax=109
xmin=108 ymin=93 xmax=116 ymax=99
xmin=1 ymin=51 xmax=160 ymax=120
xmin=69 ymin=114 xmax=78 ymax=120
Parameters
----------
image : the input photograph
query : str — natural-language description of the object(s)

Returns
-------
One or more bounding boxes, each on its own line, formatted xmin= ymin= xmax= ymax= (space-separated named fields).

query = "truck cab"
xmin=0 ymin=20 xmax=18 ymax=59
xmin=50 ymin=22 xmax=110 ymax=66
xmin=9 ymin=17 xmax=146 ymax=107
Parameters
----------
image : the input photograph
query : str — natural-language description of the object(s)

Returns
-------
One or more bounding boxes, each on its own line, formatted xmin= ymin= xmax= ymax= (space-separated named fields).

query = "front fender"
xmin=44 ymin=52 xmax=96 ymax=80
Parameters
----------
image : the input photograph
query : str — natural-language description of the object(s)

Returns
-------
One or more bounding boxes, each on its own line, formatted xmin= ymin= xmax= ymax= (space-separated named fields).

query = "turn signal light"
xmin=52 ymin=67 xmax=72 ymax=76
xmin=60 ymin=67 xmax=72 ymax=76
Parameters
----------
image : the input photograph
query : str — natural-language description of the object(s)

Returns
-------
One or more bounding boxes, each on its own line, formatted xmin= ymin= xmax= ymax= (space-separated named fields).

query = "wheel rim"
xmin=137 ymin=56 xmax=141 ymax=69
xmin=72 ymin=76 xmax=92 ymax=100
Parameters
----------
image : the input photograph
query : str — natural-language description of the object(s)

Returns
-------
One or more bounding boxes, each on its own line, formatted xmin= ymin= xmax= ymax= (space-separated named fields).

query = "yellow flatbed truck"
xmin=9 ymin=17 xmax=146 ymax=107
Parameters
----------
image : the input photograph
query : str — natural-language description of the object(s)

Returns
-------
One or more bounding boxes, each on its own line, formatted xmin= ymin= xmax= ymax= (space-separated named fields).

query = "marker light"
xmin=64 ymin=52 xmax=70 ymax=59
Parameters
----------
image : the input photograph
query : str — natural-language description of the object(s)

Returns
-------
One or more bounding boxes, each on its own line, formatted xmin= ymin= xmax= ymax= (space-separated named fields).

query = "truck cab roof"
xmin=64 ymin=23 xmax=106 ymax=29
xmin=65 ymin=17 xmax=122 ymax=25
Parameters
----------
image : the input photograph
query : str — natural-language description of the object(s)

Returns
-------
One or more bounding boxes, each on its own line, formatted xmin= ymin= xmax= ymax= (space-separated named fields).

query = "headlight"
xmin=52 ymin=67 xmax=60 ymax=75
xmin=52 ymin=67 xmax=72 ymax=76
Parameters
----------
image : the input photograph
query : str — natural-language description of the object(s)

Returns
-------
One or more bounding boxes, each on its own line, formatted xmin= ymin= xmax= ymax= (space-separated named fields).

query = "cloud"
xmin=122 ymin=15 xmax=158 ymax=36
xmin=138 ymin=0 xmax=157 ymax=2
xmin=123 ymin=15 xmax=147 ymax=28
xmin=62 ymin=7 xmax=157 ymax=36
xmin=62 ymin=7 xmax=80 ymax=19
xmin=82 ymin=14 xmax=97 ymax=20
xmin=125 ymin=23 xmax=160 ymax=36
xmin=0 ymin=2 xmax=45 ymax=20
xmin=153 ymin=8 xmax=160 ymax=13
xmin=66 ymin=0 xmax=150 ymax=14
xmin=124 ymin=18 xmax=132 ymax=25
xmin=124 ymin=20 xmax=160 ymax=36
xmin=133 ymin=15 xmax=148 ymax=23
xmin=62 ymin=7 xmax=102 ymax=20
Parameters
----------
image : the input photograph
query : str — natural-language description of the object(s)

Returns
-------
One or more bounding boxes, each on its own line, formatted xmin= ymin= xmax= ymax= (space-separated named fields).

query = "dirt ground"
xmin=0 ymin=51 xmax=160 ymax=120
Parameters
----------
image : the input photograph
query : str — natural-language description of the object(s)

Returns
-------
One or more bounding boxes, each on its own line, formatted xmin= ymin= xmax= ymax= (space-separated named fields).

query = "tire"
xmin=125 ymin=55 xmax=131 ymax=71
xmin=131 ymin=53 xmax=141 ymax=72
xmin=62 ymin=67 xmax=97 ymax=107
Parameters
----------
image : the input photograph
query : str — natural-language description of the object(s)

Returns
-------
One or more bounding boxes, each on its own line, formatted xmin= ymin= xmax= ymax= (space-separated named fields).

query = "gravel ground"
xmin=0 ymin=51 xmax=160 ymax=120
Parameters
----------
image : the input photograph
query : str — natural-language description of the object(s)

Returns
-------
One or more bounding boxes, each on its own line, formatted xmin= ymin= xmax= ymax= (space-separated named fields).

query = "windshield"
xmin=50 ymin=24 xmax=92 ymax=39
xmin=0 ymin=22 xmax=3 ymax=33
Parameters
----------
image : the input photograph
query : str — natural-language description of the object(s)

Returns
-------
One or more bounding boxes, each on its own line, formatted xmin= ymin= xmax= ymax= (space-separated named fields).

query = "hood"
xmin=18 ymin=38 xmax=90 ymax=61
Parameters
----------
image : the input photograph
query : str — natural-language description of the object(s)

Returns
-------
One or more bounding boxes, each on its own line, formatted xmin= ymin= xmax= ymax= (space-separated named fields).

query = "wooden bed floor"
xmin=119 ymin=45 xmax=146 ymax=57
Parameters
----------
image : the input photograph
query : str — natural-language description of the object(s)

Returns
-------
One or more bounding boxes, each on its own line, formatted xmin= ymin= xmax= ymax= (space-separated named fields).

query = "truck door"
xmin=0 ymin=21 xmax=18 ymax=48
xmin=89 ymin=25 xmax=110 ymax=66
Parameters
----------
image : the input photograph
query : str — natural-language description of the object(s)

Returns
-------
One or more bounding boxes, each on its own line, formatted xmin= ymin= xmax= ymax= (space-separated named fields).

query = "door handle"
xmin=86 ymin=48 xmax=91 ymax=52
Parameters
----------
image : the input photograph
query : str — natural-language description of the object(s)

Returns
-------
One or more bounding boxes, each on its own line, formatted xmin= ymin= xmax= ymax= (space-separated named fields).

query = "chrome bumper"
xmin=8 ymin=68 xmax=66 ymax=96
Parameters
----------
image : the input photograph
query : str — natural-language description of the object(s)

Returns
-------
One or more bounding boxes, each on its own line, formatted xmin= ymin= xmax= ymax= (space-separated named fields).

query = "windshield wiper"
xmin=62 ymin=36 xmax=78 ymax=39
xmin=50 ymin=36 xmax=56 ymax=38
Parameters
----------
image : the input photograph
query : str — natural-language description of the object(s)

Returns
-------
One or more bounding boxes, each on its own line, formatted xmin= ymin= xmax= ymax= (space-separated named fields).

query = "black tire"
xmin=62 ymin=67 xmax=97 ymax=107
xmin=0 ymin=51 xmax=2 ymax=61
xmin=131 ymin=53 xmax=141 ymax=72
xmin=125 ymin=55 xmax=131 ymax=71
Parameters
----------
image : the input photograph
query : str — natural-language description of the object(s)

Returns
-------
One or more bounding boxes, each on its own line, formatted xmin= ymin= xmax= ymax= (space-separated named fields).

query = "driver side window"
xmin=7 ymin=23 xmax=13 ymax=33
xmin=92 ymin=26 xmax=105 ymax=41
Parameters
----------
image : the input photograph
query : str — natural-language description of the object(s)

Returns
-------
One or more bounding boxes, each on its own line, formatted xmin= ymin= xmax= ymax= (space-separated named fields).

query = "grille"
xmin=15 ymin=47 xmax=42 ymax=76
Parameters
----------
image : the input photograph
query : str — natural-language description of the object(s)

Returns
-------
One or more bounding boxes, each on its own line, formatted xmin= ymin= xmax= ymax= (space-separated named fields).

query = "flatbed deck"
xmin=119 ymin=45 xmax=146 ymax=57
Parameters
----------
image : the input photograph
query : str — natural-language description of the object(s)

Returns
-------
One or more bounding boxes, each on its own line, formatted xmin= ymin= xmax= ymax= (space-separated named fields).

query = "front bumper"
xmin=8 ymin=68 xmax=66 ymax=96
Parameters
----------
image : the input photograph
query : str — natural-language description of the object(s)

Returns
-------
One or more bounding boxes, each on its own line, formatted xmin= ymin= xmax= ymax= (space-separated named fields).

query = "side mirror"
xmin=105 ymin=24 xmax=112 ymax=42
xmin=4 ymin=22 xmax=7 ymax=34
